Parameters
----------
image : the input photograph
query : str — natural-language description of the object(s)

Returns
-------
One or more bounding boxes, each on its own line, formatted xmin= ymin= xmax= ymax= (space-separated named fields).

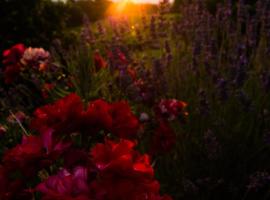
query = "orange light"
xmin=116 ymin=0 xmax=130 ymax=13
xmin=106 ymin=1 xmax=146 ymax=17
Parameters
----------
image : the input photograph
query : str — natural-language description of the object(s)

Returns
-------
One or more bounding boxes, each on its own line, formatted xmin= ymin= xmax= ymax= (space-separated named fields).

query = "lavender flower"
xmin=81 ymin=15 xmax=94 ymax=44
xmin=150 ymin=16 xmax=157 ymax=39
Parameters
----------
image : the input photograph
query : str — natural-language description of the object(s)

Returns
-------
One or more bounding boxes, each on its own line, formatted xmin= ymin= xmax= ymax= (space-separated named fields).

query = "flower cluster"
xmin=0 ymin=130 xmax=70 ymax=199
xmin=21 ymin=47 xmax=50 ymax=71
xmin=2 ymin=44 xmax=50 ymax=84
xmin=31 ymin=93 xmax=139 ymax=139
xmin=0 ymin=93 xmax=172 ymax=199
xmin=36 ymin=139 xmax=172 ymax=200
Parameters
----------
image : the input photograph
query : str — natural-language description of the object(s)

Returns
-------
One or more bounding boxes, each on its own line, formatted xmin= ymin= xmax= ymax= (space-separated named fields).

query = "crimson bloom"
xmin=84 ymin=100 xmax=140 ymax=138
xmin=90 ymin=139 xmax=170 ymax=200
xmin=3 ymin=129 xmax=70 ymax=176
xmin=110 ymin=101 xmax=140 ymax=138
xmin=94 ymin=52 xmax=107 ymax=71
xmin=31 ymin=93 xmax=140 ymax=138
xmin=3 ymin=135 xmax=43 ymax=176
xmin=2 ymin=43 xmax=26 ymax=84
xmin=90 ymin=139 xmax=153 ymax=175
xmin=117 ymin=50 xmax=128 ymax=65
xmin=2 ymin=43 xmax=26 ymax=66
xmin=82 ymin=99 xmax=112 ymax=134
xmin=31 ymin=93 xmax=84 ymax=136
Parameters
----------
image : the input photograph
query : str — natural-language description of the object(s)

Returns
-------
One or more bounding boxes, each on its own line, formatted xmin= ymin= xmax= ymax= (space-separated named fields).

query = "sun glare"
xmin=107 ymin=0 xmax=149 ymax=17
xmin=116 ymin=0 xmax=130 ymax=13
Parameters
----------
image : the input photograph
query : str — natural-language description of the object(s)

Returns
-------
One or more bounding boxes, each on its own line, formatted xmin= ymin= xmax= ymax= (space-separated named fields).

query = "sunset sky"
xmin=53 ymin=0 xmax=173 ymax=4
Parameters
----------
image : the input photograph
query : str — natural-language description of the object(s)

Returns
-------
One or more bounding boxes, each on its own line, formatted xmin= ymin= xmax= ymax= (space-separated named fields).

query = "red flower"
xmin=150 ymin=121 xmax=176 ymax=155
xmin=90 ymin=139 xmax=154 ymax=178
xmin=3 ymin=129 xmax=70 ymax=176
xmin=82 ymin=99 xmax=112 ymax=134
xmin=36 ymin=167 xmax=90 ymax=200
xmin=94 ymin=52 xmax=107 ymax=71
xmin=127 ymin=67 xmax=137 ymax=80
xmin=2 ymin=43 xmax=26 ymax=84
xmin=2 ymin=43 xmax=25 ymax=66
xmin=117 ymin=50 xmax=128 ymax=65
xmin=155 ymin=99 xmax=188 ymax=121
xmin=84 ymin=100 xmax=140 ymax=138
xmin=31 ymin=93 xmax=84 ymax=136
xmin=3 ymin=135 xmax=43 ymax=175
xmin=90 ymin=139 xmax=165 ymax=200
xmin=110 ymin=101 xmax=140 ymax=138
xmin=31 ymin=94 xmax=140 ymax=139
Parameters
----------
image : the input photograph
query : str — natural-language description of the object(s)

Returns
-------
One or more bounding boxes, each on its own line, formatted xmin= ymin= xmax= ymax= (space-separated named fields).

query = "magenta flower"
xmin=36 ymin=167 xmax=90 ymax=200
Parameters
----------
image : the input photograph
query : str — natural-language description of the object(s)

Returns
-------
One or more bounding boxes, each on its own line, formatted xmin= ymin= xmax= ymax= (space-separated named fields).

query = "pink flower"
xmin=36 ymin=167 xmax=90 ymax=200
xmin=21 ymin=47 xmax=50 ymax=71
